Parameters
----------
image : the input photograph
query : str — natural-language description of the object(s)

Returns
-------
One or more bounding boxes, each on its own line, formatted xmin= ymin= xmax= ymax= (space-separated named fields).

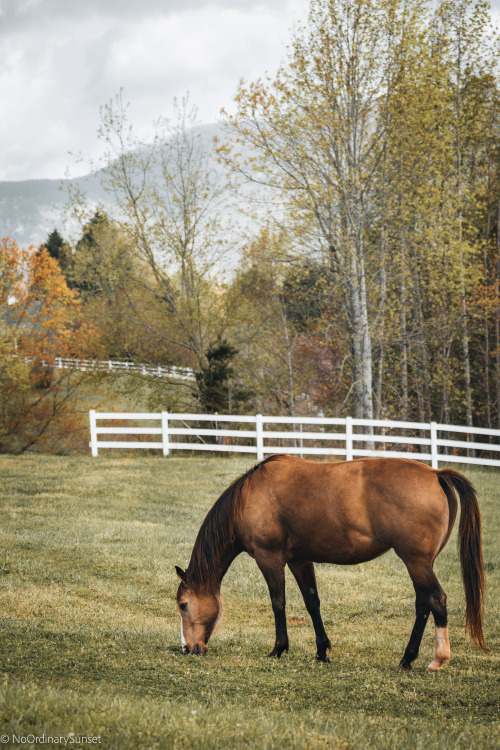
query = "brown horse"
xmin=175 ymin=455 xmax=486 ymax=670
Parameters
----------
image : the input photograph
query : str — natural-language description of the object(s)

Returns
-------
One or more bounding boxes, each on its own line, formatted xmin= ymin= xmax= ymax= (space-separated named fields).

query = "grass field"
xmin=0 ymin=455 xmax=498 ymax=749
xmin=37 ymin=373 xmax=196 ymax=455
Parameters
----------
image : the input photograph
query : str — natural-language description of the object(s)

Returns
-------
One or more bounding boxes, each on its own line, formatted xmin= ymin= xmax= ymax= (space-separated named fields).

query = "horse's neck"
xmin=188 ymin=536 xmax=241 ymax=593
xmin=213 ymin=542 xmax=240 ymax=589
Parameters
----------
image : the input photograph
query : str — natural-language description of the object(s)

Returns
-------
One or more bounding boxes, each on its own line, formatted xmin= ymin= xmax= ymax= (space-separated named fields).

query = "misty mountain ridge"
xmin=0 ymin=123 xmax=265 ymax=251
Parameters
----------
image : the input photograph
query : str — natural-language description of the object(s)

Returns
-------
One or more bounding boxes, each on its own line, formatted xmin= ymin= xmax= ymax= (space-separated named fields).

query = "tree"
xmin=282 ymin=261 xmax=329 ymax=334
xmin=195 ymin=339 xmax=252 ymax=414
xmin=227 ymin=228 xmax=347 ymax=416
xmin=43 ymin=228 xmax=70 ymax=271
xmin=377 ymin=0 xmax=499 ymax=426
xmin=224 ymin=0 xmax=500 ymax=427
xmin=68 ymin=211 xmax=135 ymax=302
xmin=436 ymin=0 xmax=494 ymax=427
xmin=68 ymin=95 xmax=237 ymax=408
xmin=224 ymin=0 xmax=428 ymax=421
xmin=227 ymin=229 xmax=302 ymax=415
xmin=0 ymin=238 xmax=93 ymax=453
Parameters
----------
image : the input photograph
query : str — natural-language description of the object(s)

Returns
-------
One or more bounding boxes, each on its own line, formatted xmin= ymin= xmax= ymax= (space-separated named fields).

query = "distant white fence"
xmin=88 ymin=411 xmax=500 ymax=468
xmin=16 ymin=356 xmax=195 ymax=381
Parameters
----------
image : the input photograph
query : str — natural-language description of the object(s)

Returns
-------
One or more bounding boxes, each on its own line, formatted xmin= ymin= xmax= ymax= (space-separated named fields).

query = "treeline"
xmin=2 ymin=0 xmax=500 ymax=454
xmin=224 ymin=0 xmax=500 ymax=429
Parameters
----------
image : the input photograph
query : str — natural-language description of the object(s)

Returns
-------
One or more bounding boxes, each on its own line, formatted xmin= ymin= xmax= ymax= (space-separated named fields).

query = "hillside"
xmin=0 ymin=123 xmax=255 ymax=249
xmin=0 ymin=173 xmax=105 ymax=248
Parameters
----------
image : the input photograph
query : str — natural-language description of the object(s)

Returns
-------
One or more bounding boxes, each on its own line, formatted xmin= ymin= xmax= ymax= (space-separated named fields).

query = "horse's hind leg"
xmin=426 ymin=577 xmax=450 ymax=672
xmin=400 ymin=561 xmax=450 ymax=672
xmin=288 ymin=561 xmax=331 ymax=663
xmin=398 ymin=586 xmax=432 ymax=671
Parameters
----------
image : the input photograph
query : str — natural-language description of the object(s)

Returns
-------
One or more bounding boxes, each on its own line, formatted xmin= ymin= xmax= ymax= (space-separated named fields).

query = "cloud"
xmin=2 ymin=0 xmax=499 ymax=181
xmin=0 ymin=0 xmax=307 ymax=180
xmin=105 ymin=7 xmax=290 ymax=114
xmin=0 ymin=0 xmax=295 ymax=34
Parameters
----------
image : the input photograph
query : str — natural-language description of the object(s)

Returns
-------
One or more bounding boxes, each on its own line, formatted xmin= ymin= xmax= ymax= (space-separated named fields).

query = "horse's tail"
xmin=438 ymin=468 xmax=486 ymax=651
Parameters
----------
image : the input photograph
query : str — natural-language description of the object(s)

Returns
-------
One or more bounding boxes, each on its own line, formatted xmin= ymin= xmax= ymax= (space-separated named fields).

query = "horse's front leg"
xmin=288 ymin=560 xmax=331 ymax=663
xmin=255 ymin=551 xmax=289 ymax=658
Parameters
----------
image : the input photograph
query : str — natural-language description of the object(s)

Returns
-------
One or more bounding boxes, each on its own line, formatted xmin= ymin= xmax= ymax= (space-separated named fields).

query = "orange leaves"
xmin=0 ymin=237 xmax=22 ymax=304
xmin=1 ymin=239 xmax=81 ymax=363
xmin=0 ymin=238 xmax=99 ymax=454
xmin=28 ymin=246 xmax=75 ymax=302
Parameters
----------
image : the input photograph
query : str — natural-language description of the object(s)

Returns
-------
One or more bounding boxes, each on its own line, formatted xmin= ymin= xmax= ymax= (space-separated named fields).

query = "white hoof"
xmin=426 ymin=659 xmax=444 ymax=671
xmin=427 ymin=626 xmax=450 ymax=672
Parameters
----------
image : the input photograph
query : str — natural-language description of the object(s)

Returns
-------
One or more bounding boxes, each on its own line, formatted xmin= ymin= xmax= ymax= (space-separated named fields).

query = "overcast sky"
xmin=0 ymin=0 xmax=310 ymax=181
xmin=1 ymin=0 xmax=499 ymax=182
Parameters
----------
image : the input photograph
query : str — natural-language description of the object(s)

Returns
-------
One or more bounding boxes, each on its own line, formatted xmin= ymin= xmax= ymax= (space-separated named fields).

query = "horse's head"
xmin=175 ymin=566 xmax=222 ymax=654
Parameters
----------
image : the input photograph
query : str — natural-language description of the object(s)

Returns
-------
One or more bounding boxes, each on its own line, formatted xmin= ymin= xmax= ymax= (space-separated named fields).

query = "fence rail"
xmin=15 ymin=356 xmax=195 ymax=381
xmin=88 ymin=411 xmax=500 ymax=468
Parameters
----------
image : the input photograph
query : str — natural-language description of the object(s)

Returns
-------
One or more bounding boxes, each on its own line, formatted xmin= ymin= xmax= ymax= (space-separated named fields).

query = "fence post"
xmin=162 ymin=412 xmax=170 ymax=456
xmin=345 ymin=416 xmax=353 ymax=461
xmin=256 ymin=414 xmax=264 ymax=462
xmin=89 ymin=410 xmax=98 ymax=457
xmin=430 ymin=422 xmax=438 ymax=469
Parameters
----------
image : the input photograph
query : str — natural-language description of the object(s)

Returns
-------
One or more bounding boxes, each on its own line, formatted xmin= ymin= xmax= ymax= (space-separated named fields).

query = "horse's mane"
xmin=187 ymin=454 xmax=291 ymax=590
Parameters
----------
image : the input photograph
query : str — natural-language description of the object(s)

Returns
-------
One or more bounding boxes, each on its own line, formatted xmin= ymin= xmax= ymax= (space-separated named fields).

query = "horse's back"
xmin=240 ymin=456 xmax=452 ymax=565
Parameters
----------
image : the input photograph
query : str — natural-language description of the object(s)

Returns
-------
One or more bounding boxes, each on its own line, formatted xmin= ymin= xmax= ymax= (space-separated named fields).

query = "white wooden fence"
xmin=88 ymin=411 xmax=500 ymax=468
xmin=15 ymin=356 xmax=195 ymax=381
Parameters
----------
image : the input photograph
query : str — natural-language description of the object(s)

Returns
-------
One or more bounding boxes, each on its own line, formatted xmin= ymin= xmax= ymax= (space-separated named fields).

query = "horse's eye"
xmin=180 ymin=602 xmax=188 ymax=611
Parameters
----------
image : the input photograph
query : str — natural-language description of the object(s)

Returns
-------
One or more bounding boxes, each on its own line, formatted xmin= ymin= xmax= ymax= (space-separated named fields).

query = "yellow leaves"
xmin=0 ymin=239 xmax=82 ymax=363
xmin=0 ymin=237 xmax=23 ymax=305
xmin=0 ymin=238 xmax=101 ymax=453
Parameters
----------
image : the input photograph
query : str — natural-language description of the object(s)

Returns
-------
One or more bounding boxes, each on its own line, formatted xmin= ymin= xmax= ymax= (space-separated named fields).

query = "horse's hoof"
xmin=398 ymin=661 xmax=412 ymax=671
xmin=426 ymin=661 xmax=444 ymax=672
xmin=315 ymin=655 xmax=331 ymax=664
xmin=268 ymin=645 xmax=288 ymax=658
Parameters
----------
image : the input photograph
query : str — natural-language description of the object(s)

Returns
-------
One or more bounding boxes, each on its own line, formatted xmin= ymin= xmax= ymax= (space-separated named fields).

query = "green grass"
xmin=0 ymin=456 xmax=498 ymax=749
xmin=40 ymin=372 xmax=196 ymax=455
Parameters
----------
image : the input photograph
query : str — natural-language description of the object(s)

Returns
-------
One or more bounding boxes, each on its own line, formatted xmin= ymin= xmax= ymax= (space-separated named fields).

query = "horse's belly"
xmin=288 ymin=530 xmax=389 ymax=565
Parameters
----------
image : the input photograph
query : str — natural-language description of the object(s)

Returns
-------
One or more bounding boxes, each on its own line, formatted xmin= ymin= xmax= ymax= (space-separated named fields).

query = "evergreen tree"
xmin=69 ymin=211 xmax=134 ymax=301
xmin=195 ymin=340 xmax=252 ymax=414
xmin=43 ymin=229 xmax=70 ymax=271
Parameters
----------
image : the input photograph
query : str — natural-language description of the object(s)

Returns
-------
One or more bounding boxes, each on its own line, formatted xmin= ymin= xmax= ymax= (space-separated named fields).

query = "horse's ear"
xmin=175 ymin=565 xmax=187 ymax=582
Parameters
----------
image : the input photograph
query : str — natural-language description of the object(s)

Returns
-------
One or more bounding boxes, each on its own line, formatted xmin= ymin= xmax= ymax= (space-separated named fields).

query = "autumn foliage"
xmin=0 ymin=238 xmax=96 ymax=453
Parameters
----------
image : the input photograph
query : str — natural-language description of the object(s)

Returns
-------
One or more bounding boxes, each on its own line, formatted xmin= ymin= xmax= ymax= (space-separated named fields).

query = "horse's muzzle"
xmin=184 ymin=643 xmax=208 ymax=655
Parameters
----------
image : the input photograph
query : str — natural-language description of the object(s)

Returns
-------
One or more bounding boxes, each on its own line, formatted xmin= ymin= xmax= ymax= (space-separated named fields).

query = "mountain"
xmin=0 ymin=171 xmax=106 ymax=248
xmin=0 ymin=178 xmax=61 ymax=247
xmin=0 ymin=123 xmax=260 ymax=249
